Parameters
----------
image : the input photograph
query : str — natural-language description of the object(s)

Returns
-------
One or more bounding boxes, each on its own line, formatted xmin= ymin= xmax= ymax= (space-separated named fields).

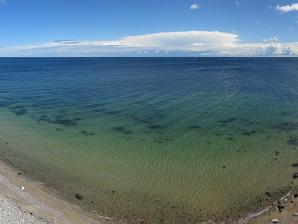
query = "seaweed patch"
xmin=81 ymin=130 xmax=95 ymax=136
xmin=9 ymin=106 xmax=27 ymax=116
xmin=218 ymin=117 xmax=238 ymax=124
xmin=94 ymin=108 xmax=106 ymax=113
xmin=274 ymin=122 xmax=298 ymax=132
xmin=189 ymin=125 xmax=202 ymax=130
xmin=130 ymin=113 xmax=166 ymax=125
xmin=37 ymin=114 xmax=81 ymax=127
xmin=288 ymin=135 xmax=298 ymax=146
xmin=148 ymin=124 xmax=167 ymax=130
xmin=37 ymin=115 xmax=52 ymax=123
xmin=154 ymin=136 xmax=173 ymax=144
xmin=106 ymin=110 xmax=120 ymax=115
xmin=112 ymin=126 xmax=132 ymax=135
xmin=241 ymin=129 xmax=257 ymax=136
xmin=0 ymin=101 xmax=13 ymax=108
xmin=53 ymin=118 xmax=79 ymax=126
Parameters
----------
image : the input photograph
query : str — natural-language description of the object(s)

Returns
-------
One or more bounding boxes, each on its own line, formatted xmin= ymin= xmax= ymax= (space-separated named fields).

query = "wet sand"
xmin=0 ymin=159 xmax=114 ymax=224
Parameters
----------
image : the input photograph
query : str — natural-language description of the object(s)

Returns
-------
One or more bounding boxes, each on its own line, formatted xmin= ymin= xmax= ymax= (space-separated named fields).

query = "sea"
xmin=0 ymin=57 xmax=298 ymax=223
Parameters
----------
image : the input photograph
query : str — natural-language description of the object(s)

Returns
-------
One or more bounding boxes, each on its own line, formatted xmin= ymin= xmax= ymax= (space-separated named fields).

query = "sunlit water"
xmin=0 ymin=58 xmax=298 ymax=223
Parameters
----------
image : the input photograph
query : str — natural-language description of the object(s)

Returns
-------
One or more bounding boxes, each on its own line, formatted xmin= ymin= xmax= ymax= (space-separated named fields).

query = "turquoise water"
xmin=0 ymin=58 xmax=298 ymax=223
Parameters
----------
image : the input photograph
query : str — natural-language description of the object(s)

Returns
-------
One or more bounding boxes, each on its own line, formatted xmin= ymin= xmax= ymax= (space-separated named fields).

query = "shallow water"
xmin=0 ymin=58 xmax=298 ymax=223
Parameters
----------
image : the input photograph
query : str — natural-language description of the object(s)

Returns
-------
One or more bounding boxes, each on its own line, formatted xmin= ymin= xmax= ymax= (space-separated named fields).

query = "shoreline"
xmin=1 ymin=158 xmax=298 ymax=224
xmin=246 ymin=191 xmax=298 ymax=224
xmin=0 ymin=159 xmax=114 ymax=224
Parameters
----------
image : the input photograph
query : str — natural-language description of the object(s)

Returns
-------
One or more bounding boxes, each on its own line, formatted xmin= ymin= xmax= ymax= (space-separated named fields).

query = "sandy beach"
xmin=0 ymin=160 xmax=114 ymax=224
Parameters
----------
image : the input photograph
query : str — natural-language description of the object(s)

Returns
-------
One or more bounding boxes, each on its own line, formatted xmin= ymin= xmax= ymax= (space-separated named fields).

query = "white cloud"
xmin=190 ymin=3 xmax=200 ymax=10
xmin=1 ymin=31 xmax=298 ymax=57
xmin=264 ymin=37 xmax=279 ymax=42
xmin=276 ymin=3 xmax=298 ymax=13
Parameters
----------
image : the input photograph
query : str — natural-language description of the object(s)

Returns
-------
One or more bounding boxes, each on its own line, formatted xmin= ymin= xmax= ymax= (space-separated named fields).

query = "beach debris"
xmin=292 ymin=173 xmax=298 ymax=179
xmin=271 ymin=218 xmax=279 ymax=223
xmin=277 ymin=200 xmax=286 ymax=212
xmin=75 ymin=193 xmax=83 ymax=200
xmin=20 ymin=186 xmax=25 ymax=191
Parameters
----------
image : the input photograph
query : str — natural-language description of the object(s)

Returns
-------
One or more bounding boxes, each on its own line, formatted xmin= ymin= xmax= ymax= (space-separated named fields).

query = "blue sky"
xmin=1 ymin=0 xmax=298 ymax=56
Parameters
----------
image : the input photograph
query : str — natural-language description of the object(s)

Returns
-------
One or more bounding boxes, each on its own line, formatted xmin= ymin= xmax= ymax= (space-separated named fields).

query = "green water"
xmin=0 ymin=58 xmax=298 ymax=223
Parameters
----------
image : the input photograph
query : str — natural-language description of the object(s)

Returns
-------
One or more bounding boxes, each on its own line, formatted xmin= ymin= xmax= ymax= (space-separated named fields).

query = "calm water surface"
xmin=0 ymin=58 xmax=298 ymax=223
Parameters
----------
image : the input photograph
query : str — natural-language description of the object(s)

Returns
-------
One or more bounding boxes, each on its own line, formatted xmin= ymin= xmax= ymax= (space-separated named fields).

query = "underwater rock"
xmin=293 ymin=173 xmax=298 ymax=179
xmin=81 ymin=130 xmax=95 ymax=136
xmin=112 ymin=126 xmax=132 ymax=135
xmin=265 ymin=192 xmax=273 ymax=197
xmin=292 ymin=163 xmax=298 ymax=167
xmin=75 ymin=193 xmax=83 ymax=200
xmin=274 ymin=122 xmax=298 ymax=132
xmin=288 ymin=136 xmax=298 ymax=146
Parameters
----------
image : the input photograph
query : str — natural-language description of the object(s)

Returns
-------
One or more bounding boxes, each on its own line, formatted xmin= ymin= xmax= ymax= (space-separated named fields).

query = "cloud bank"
xmin=1 ymin=31 xmax=298 ymax=57
xmin=276 ymin=3 xmax=298 ymax=12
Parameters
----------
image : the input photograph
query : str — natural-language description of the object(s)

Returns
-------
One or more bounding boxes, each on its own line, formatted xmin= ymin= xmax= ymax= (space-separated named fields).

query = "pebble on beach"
xmin=271 ymin=218 xmax=279 ymax=223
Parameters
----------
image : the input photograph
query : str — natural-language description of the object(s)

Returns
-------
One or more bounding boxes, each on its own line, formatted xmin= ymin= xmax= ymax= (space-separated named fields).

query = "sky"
xmin=0 ymin=0 xmax=298 ymax=56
